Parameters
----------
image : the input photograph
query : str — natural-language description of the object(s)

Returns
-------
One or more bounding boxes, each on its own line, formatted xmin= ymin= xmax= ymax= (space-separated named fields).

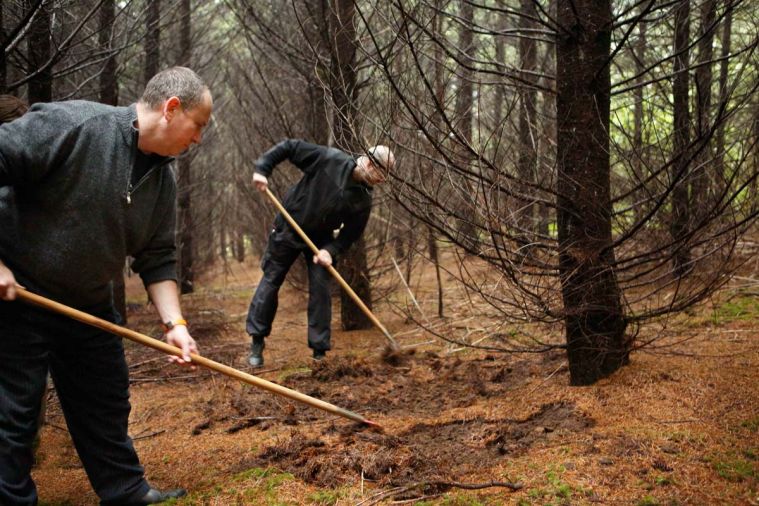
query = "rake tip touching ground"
xmin=380 ymin=342 xmax=415 ymax=366
xmin=362 ymin=418 xmax=384 ymax=431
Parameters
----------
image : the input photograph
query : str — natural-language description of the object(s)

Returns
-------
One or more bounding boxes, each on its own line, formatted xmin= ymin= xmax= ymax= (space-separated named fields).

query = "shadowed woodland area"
xmin=2 ymin=0 xmax=758 ymax=504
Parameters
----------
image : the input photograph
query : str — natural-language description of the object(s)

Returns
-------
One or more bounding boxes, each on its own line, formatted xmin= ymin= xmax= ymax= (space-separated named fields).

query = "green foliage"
xmin=277 ymin=366 xmax=312 ymax=382
xmin=713 ymin=457 xmax=756 ymax=482
xmin=712 ymin=295 xmax=759 ymax=322
xmin=636 ymin=496 xmax=660 ymax=506
xmin=189 ymin=466 xmax=294 ymax=505
xmin=523 ymin=465 xmax=589 ymax=505
xmin=307 ymin=489 xmax=344 ymax=505
xmin=437 ymin=493 xmax=486 ymax=506
xmin=740 ymin=416 xmax=759 ymax=432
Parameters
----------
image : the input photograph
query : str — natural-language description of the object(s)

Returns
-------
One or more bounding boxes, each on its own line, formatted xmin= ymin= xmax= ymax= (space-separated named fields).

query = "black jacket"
xmin=254 ymin=139 xmax=373 ymax=257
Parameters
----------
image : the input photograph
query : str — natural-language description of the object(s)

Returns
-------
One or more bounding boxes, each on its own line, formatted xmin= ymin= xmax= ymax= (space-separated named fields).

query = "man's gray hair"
xmin=140 ymin=66 xmax=208 ymax=110
xmin=367 ymin=145 xmax=396 ymax=173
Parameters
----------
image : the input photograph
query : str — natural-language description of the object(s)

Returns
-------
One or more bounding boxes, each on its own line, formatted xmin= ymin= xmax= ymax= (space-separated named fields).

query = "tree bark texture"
xmin=177 ymin=0 xmax=194 ymax=294
xmin=452 ymin=0 xmax=479 ymax=254
xmin=692 ymin=0 xmax=716 ymax=215
xmin=0 ymin=3 xmax=6 ymax=92
xmin=714 ymin=0 xmax=733 ymax=183
xmin=556 ymin=0 xmax=628 ymax=385
xmin=516 ymin=0 xmax=538 ymax=242
xmin=326 ymin=0 xmax=373 ymax=330
xmin=99 ymin=0 xmax=118 ymax=106
xmin=145 ymin=0 xmax=160 ymax=83
xmin=671 ymin=0 xmax=691 ymax=277
xmin=27 ymin=0 xmax=52 ymax=104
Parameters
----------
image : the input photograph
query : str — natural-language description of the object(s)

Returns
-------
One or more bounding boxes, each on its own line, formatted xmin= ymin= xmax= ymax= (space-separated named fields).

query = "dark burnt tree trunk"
xmin=538 ymin=0 xmax=557 ymax=238
xmin=556 ymin=0 xmax=628 ymax=385
xmin=327 ymin=0 xmax=372 ymax=330
xmin=177 ymin=0 xmax=194 ymax=293
xmin=632 ymin=14 xmax=647 ymax=224
xmin=671 ymin=0 xmax=691 ymax=277
xmin=99 ymin=0 xmax=118 ymax=106
xmin=145 ymin=0 xmax=160 ymax=83
xmin=0 ymin=3 xmax=5 ymax=92
xmin=98 ymin=0 xmax=126 ymax=321
xmin=425 ymin=0 xmax=445 ymax=318
xmin=714 ymin=0 xmax=733 ymax=182
xmin=26 ymin=0 xmax=51 ymax=104
xmin=452 ymin=0 xmax=479 ymax=254
xmin=692 ymin=0 xmax=716 ymax=214
xmin=516 ymin=0 xmax=539 ymax=244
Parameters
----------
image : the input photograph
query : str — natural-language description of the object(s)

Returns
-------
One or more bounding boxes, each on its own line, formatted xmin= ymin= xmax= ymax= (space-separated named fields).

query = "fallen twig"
xmin=356 ymin=479 xmax=522 ymax=505
xmin=132 ymin=429 xmax=166 ymax=441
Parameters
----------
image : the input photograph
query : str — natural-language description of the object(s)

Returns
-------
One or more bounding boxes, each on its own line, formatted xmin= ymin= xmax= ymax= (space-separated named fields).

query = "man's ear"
xmin=163 ymin=96 xmax=182 ymax=120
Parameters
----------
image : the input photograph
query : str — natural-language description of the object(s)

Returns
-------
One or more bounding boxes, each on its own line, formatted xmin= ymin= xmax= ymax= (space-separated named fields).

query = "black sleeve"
xmin=322 ymin=205 xmax=371 ymax=258
xmin=254 ymin=139 xmax=328 ymax=177
xmin=0 ymin=104 xmax=77 ymax=188
xmin=131 ymin=171 xmax=178 ymax=286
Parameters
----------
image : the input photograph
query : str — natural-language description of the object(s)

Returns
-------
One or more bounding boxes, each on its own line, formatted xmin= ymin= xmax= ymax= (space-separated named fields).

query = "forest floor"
xmin=33 ymin=252 xmax=758 ymax=506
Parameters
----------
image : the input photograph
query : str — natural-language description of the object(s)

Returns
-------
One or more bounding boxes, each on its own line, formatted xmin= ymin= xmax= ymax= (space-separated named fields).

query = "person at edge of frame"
xmin=0 ymin=67 xmax=211 ymax=506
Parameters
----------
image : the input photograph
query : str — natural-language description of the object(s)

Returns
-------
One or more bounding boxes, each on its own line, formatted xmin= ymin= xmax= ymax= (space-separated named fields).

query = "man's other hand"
xmin=165 ymin=325 xmax=198 ymax=369
xmin=313 ymin=249 xmax=333 ymax=267
xmin=0 ymin=261 xmax=17 ymax=300
xmin=252 ymin=172 xmax=268 ymax=192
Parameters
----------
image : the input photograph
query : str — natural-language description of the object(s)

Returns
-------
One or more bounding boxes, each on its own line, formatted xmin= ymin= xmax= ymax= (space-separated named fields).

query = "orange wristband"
xmin=162 ymin=318 xmax=187 ymax=332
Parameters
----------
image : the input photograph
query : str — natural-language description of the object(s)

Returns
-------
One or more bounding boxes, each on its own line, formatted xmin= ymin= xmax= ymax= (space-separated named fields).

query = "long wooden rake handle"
xmin=263 ymin=187 xmax=398 ymax=349
xmin=14 ymin=288 xmax=381 ymax=428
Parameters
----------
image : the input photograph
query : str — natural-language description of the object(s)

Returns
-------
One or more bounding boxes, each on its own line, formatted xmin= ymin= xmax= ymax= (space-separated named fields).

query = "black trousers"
xmin=246 ymin=228 xmax=332 ymax=352
xmin=0 ymin=300 xmax=150 ymax=506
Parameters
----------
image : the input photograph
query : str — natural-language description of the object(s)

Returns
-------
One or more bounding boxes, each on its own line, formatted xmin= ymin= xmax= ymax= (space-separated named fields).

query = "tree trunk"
xmin=428 ymin=0 xmax=445 ymax=319
xmin=145 ymin=0 xmax=160 ymax=82
xmin=452 ymin=0 xmax=479 ymax=254
xmin=516 ymin=0 xmax=538 ymax=243
xmin=714 ymin=0 xmax=733 ymax=182
xmin=99 ymin=0 xmax=118 ymax=106
xmin=556 ymin=0 xmax=628 ymax=385
xmin=26 ymin=0 xmax=51 ymax=104
xmin=632 ymin=16 xmax=647 ymax=224
xmin=98 ymin=0 xmax=125 ymax=320
xmin=671 ymin=0 xmax=691 ymax=277
xmin=0 ymin=3 xmax=6 ymax=92
xmin=177 ymin=0 xmax=194 ymax=294
xmin=692 ymin=0 xmax=716 ymax=215
xmin=325 ymin=0 xmax=373 ymax=330
xmin=538 ymin=1 xmax=557 ymax=238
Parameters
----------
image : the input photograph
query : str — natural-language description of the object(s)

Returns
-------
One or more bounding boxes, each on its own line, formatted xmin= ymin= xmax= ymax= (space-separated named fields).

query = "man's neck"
xmin=135 ymin=102 xmax=159 ymax=155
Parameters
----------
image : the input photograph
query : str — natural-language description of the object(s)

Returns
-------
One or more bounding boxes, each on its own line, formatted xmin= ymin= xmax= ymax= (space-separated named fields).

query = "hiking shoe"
xmin=248 ymin=335 xmax=265 ymax=368
xmin=312 ymin=349 xmax=326 ymax=361
xmin=133 ymin=488 xmax=187 ymax=505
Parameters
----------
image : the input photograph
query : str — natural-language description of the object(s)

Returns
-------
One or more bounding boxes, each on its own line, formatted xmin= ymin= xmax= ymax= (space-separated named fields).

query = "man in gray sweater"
xmin=0 ymin=67 xmax=211 ymax=505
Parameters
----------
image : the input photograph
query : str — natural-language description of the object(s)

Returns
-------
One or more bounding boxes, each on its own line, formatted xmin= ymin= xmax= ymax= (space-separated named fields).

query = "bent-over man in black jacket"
xmin=246 ymin=140 xmax=395 ymax=367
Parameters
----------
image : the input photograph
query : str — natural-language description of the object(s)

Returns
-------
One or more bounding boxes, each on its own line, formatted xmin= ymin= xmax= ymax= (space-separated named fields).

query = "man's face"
xmin=360 ymin=158 xmax=388 ymax=186
xmin=162 ymin=90 xmax=212 ymax=156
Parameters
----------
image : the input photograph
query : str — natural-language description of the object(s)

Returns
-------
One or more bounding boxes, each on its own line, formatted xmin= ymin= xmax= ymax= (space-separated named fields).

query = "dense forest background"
xmin=3 ymin=0 xmax=758 ymax=385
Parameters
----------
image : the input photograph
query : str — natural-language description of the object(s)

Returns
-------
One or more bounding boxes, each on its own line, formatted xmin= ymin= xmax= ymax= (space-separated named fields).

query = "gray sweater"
xmin=0 ymin=100 xmax=177 ymax=309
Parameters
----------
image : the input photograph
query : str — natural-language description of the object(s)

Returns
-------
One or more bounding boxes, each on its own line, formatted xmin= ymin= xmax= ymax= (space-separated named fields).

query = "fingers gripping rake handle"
xmin=14 ymin=288 xmax=381 ymax=428
xmin=263 ymin=187 xmax=398 ymax=349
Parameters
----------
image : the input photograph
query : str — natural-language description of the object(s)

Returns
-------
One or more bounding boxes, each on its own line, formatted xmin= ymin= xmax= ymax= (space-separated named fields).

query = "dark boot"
xmin=312 ymin=349 xmax=326 ymax=361
xmin=248 ymin=335 xmax=265 ymax=368
xmin=135 ymin=488 xmax=187 ymax=505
